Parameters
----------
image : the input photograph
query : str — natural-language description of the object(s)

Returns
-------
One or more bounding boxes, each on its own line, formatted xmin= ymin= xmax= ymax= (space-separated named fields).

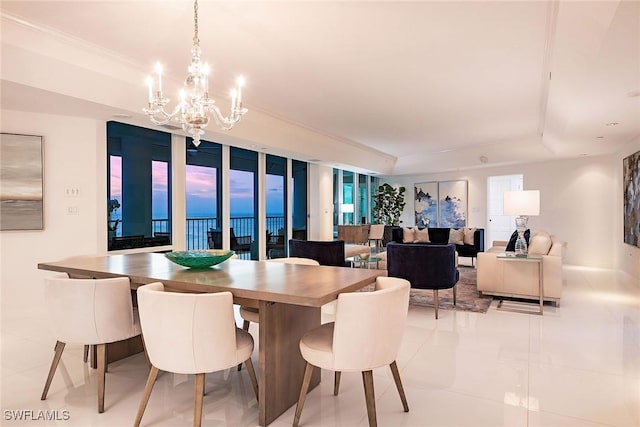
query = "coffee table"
xmin=347 ymin=255 xmax=380 ymax=269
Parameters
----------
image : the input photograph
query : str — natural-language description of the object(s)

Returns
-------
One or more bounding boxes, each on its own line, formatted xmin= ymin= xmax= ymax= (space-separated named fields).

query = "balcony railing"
xmin=109 ymin=216 xmax=287 ymax=252
xmin=186 ymin=216 xmax=286 ymax=251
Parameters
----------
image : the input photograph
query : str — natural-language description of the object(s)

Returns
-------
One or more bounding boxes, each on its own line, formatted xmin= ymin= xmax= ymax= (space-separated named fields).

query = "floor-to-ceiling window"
xmin=342 ymin=170 xmax=355 ymax=225
xmin=230 ymin=147 xmax=258 ymax=260
xmin=152 ymin=160 xmax=169 ymax=234
xmin=357 ymin=173 xmax=368 ymax=224
xmin=108 ymin=155 xmax=122 ymax=237
xmin=107 ymin=121 xmax=171 ymax=250
xmin=265 ymin=154 xmax=286 ymax=258
xmin=370 ymin=176 xmax=379 ymax=224
xmin=292 ymin=160 xmax=308 ymax=241
xmin=185 ymin=139 xmax=222 ymax=249
xmin=331 ymin=169 xmax=378 ymax=229
xmin=106 ymin=123 xmax=308 ymax=256
xmin=333 ymin=168 xmax=340 ymax=237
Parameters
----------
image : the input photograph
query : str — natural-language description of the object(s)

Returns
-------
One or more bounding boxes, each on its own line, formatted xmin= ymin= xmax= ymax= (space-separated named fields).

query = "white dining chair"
xmin=41 ymin=276 xmax=141 ymax=413
xmin=134 ymin=282 xmax=258 ymax=427
xmin=368 ymin=224 xmax=386 ymax=250
xmin=293 ymin=276 xmax=411 ymax=427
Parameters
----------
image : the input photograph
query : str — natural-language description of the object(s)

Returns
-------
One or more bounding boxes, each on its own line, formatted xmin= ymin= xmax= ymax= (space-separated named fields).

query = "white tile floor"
xmin=1 ymin=266 xmax=639 ymax=426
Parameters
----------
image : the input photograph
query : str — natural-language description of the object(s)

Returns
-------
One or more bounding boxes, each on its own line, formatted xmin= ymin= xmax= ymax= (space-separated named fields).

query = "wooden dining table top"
xmin=38 ymin=252 xmax=384 ymax=307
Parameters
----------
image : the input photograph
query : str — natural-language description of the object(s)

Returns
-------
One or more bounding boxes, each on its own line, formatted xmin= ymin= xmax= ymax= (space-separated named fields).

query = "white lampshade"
xmin=503 ymin=190 xmax=540 ymax=216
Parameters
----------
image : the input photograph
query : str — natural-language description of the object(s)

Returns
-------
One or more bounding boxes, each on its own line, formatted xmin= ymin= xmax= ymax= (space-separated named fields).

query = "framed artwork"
xmin=0 ymin=133 xmax=44 ymax=230
xmin=438 ymin=180 xmax=467 ymax=228
xmin=414 ymin=182 xmax=438 ymax=227
xmin=623 ymin=150 xmax=639 ymax=247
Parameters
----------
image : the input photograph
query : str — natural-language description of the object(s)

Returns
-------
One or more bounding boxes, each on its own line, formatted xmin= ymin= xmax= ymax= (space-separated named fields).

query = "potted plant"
xmin=372 ymin=183 xmax=406 ymax=244
xmin=108 ymin=199 xmax=120 ymax=239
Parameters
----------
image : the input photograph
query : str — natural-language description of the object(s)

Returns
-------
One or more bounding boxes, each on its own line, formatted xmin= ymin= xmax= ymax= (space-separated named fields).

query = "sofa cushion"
xmin=415 ymin=227 xmax=430 ymax=243
xmin=505 ymin=229 xmax=530 ymax=252
xmin=528 ymin=231 xmax=552 ymax=255
xmin=403 ymin=227 xmax=416 ymax=243
xmin=463 ymin=227 xmax=476 ymax=245
xmin=448 ymin=228 xmax=464 ymax=244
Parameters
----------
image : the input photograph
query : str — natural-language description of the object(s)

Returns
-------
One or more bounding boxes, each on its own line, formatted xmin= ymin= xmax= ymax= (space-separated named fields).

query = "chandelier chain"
xmin=193 ymin=0 xmax=199 ymax=46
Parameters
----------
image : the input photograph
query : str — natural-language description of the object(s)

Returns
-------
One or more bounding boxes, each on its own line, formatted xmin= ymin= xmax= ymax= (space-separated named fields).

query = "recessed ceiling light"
xmin=605 ymin=122 xmax=619 ymax=126
xmin=250 ymin=144 xmax=257 ymax=148
xmin=580 ymin=153 xmax=589 ymax=156
xmin=596 ymin=136 xmax=604 ymax=139
xmin=479 ymin=155 xmax=488 ymax=164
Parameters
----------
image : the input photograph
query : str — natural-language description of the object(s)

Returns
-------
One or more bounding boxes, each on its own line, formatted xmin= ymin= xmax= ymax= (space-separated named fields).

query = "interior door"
xmin=487 ymin=174 xmax=523 ymax=245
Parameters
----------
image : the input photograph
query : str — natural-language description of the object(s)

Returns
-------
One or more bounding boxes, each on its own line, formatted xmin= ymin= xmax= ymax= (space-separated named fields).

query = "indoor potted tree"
xmin=372 ymin=183 xmax=406 ymax=244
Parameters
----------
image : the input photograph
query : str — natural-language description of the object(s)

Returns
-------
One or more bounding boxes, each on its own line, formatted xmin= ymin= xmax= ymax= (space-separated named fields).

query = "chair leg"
xmin=83 ymin=345 xmax=90 ymax=363
xmin=433 ymin=289 xmax=439 ymax=319
xmin=453 ymin=284 xmax=457 ymax=306
xmin=194 ymin=373 xmax=205 ymax=427
xmin=244 ymin=357 xmax=259 ymax=400
xmin=334 ymin=371 xmax=341 ymax=396
xmin=238 ymin=321 xmax=251 ymax=371
xmin=362 ymin=370 xmax=377 ymax=427
xmin=133 ymin=366 xmax=159 ymax=427
xmin=41 ymin=341 xmax=65 ymax=400
xmin=97 ymin=343 xmax=106 ymax=413
xmin=389 ymin=361 xmax=409 ymax=412
xmin=293 ymin=362 xmax=315 ymax=427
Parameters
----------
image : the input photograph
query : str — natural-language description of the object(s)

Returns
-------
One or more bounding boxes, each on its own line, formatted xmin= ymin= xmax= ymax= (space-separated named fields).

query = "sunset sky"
xmin=109 ymin=158 xmax=284 ymax=219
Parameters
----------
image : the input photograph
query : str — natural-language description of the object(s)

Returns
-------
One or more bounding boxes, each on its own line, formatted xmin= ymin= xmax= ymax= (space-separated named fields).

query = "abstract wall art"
xmin=438 ymin=180 xmax=467 ymax=228
xmin=414 ymin=180 xmax=467 ymax=228
xmin=414 ymin=182 xmax=438 ymax=227
xmin=623 ymin=150 xmax=639 ymax=247
xmin=0 ymin=133 xmax=44 ymax=231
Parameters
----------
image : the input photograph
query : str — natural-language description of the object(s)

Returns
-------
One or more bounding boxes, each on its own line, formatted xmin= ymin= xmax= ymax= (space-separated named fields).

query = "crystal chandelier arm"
xmin=209 ymin=104 xmax=248 ymax=130
xmin=143 ymin=102 xmax=185 ymax=126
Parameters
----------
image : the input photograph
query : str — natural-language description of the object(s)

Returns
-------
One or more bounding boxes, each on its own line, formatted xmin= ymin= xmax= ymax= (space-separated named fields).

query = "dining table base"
xmin=258 ymin=301 xmax=321 ymax=426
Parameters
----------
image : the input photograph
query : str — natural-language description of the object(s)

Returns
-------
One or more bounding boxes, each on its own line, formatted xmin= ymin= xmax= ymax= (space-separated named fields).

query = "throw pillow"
xmin=528 ymin=231 xmax=552 ymax=255
xmin=448 ymin=228 xmax=464 ymax=244
xmin=402 ymin=227 xmax=416 ymax=243
xmin=505 ymin=229 xmax=530 ymax=252
xmin=463 ymin=227 xmax=476 ymax=245
xmin=414 ymin=227 xmax=430 ymax=243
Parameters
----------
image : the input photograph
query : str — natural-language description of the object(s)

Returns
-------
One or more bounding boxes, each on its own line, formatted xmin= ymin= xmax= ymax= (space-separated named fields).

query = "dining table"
xmin=38 ymin=252 xmax=383 ymax=426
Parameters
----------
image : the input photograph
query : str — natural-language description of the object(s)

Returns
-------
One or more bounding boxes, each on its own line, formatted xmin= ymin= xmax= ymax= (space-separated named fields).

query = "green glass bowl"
xmin=165 ymin=250 xmax=235 ymax=269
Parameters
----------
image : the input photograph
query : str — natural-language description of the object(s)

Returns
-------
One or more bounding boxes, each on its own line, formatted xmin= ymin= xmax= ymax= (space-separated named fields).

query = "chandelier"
xmin=143 ymin=0 xmax=247 ymax=147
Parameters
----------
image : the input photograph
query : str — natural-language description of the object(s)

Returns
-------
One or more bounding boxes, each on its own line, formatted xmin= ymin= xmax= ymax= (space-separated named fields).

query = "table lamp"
xmin=503 ymin=190 xmax=540 ymax=256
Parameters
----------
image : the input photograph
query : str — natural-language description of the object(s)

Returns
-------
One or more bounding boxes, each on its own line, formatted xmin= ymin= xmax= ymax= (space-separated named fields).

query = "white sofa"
xmin=477 ymin=231 xmax=563 ymax=306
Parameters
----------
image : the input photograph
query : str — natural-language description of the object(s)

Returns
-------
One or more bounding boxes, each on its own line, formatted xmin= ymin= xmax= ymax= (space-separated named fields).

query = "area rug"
xmin=408 ymin=266 xmax=492 ymax=314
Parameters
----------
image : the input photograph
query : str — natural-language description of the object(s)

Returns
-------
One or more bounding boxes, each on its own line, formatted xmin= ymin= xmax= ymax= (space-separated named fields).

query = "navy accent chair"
xmin=288 ymin=239 xmax=347 ymax=267
xmin=386 ymin=242 xmax=459 ymax=319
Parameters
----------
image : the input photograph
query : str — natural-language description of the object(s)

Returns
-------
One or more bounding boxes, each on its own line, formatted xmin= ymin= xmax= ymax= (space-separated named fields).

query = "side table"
xmin=496 ymin=252 xmax=544 ymax=315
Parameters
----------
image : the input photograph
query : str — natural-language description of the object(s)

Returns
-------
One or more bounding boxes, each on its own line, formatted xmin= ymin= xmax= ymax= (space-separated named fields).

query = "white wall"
xmin=1 ymin=110 xmax=103 ymax=314
xmin=384 ymin=155 xmax=619 ymax=268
